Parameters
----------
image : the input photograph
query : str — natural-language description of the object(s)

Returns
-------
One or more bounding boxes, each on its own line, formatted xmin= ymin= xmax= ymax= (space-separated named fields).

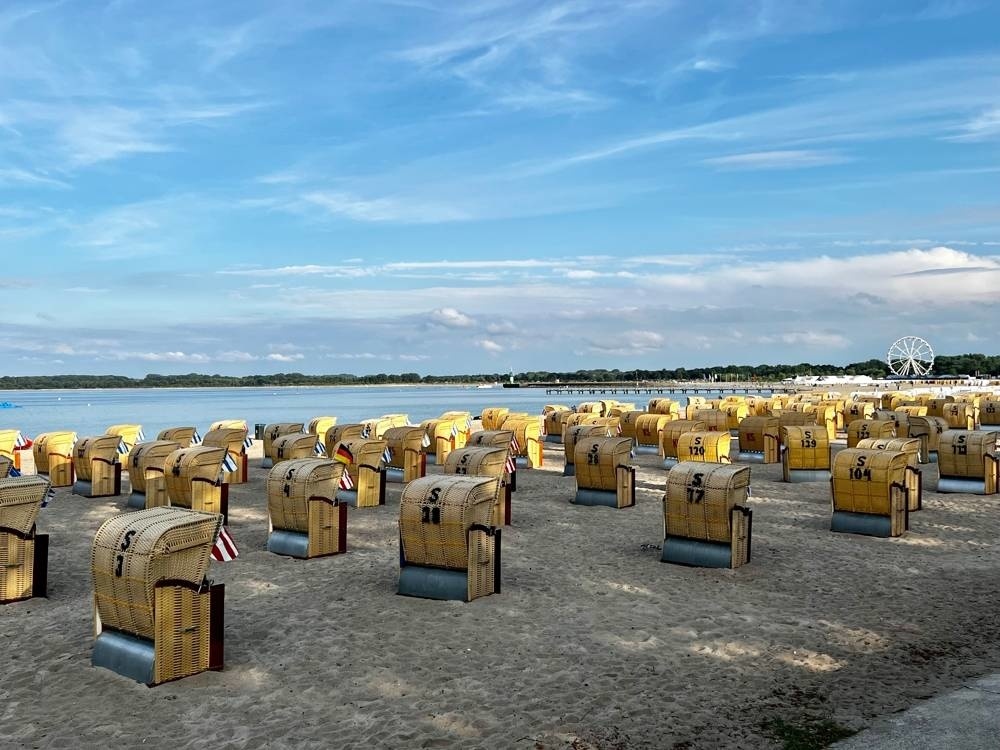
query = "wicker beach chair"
xmin=936 ymin=431 xmax=999 ymax=494
xmin=571 ymin=436 xmax=635 ymax=508
xmin=444 ymin=446 xmax=511 ymax=525
xmin=260 ymin=423 xmax=305 ymax=468
xmin=72 ymin=435 xmax=123 ymax=498
xmin=856 ymin=438 xmax=923 ymax=510
xmin=0 ymin=476 xmax=51 ymax=603
xmin=32 ymin=431 xmax=76 ymax=487
xmin=164 ymin=446 xmax=229 ymax=521
xmin=736 ymin=416 xmax=780 ymax=464
xmin=266 ymin=458 xmax=347 ymax=558
xmin=830 ymin=449 xmax=909 ymax=537
xmin=333 ymin=437 xmax=388 ymax=508
xmin=202 ymin=427 xmax=248 ymax=485
xmin=383 ymin=426 xmax=428 ymax=484
xmin=780 ymin=425 xmax=832 ymax=482
xmin=126 ymin=441 xmax=182 ymax=510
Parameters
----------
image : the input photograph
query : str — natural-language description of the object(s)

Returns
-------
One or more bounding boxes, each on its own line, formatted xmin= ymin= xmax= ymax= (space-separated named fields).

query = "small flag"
xmin=243 ymin=436 xmax=254 ymax=449
xmin=314 ymin=441 xmax=325 ymax=456
xmin=450 ymin=424 xmax=459 ymax=438
xmin=117 ymin=439 xmax=130 ymax=455
xmin=192 ymin=430 xmax=203 ymax=445
xmin=14 ymin=432 xmax=29 ymax=448
xmin=334 ymin=444 xmax=354 ymax=465
xmin=382 ymin=446 xmax=392 ymax=464
xmin=339 ymin=471 xmax=354 ymax=490
xmin=421 ymin=433 xmax=431 ymax=448
xmin=616 ymin=423 xmax=622 ymax=435
xmin=465 ymin=417 xmax=472 ymax=431
xmin=222 ymin=453 xmax=238 ymax=473
xmin=211 ymin=526 xmax=239 ymax=562
xmin=504 ymin=456 xmax=516 ymax=474
xmin=510 ymin=436 xmax=520 ymax=454
xmin=42 ymin=486 xmax=55 ymax=508
xmin=361 ymin=423 xmax=372 ymax=439
xmin=629 ymin=447 xmax=635 ymax=459
xmin=9 ymin=467 xmax=22 ymax=477
xmin=137 ymin=429 xmax=145 ymax=441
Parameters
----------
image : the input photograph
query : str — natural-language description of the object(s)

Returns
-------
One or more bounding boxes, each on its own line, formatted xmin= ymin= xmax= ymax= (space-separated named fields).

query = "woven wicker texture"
xmin=105 ymin=424 xmax=143 ymax=453
xmin=561 ymin=412 xmax=602 ymax=437
xmin=270 ymin=433 xmax=319 ymax=465
xmin=617 ymin=411 xmax=645 ymax=441
xmin=575 ymin=402 xmax=603 ymax=415
xmin=564 ymin=425 xmax=611 ymax=469
xmin=126 ymin=441 xmax=181 ymax=494
xmin=443 ymin=447 xmax=508 ymax=523
xmin=908 ymin=416 xmax=949 ymax=455
xmin=0 ymin=456 xmax=10 ymax=478
xmin=939 ymin=431 xmax=998 ymax=479
xmin=363 ymin=416 xmax=407 ymax=440
xmin=633 ymin=414 xmax=671 ymax=453
xmin=0 ymin=429 xmax=20 ymax=463
xmin=832 ymin=449 xmax=907 ymax=517
xmin=692 ymin=409 xmax=729 ymax=433
xmin=542 ymin=404 xmax=570 ymax=415
xmin=32 ymin=431 xmax=76 ymax=478
xmin=856 ymin=437 xmax=923 ymax=510
xmin=843 ymin=402 xmax=875 ymax=424
xmin=0 ymin=531 xmax=35 ymax=602
xmin=383 ymin=426 xmax=428 ymax=481
xmin=0 ymin=475 xmax=50 ymax=535
xmin=399 ymin=475 xmax=497 ymax=569
xmin=721 ymin=403 xmax=749 ymax=431
xmin=873 ymin=409 xmax=910 ymax=437
xmin=647 ymin=398 xmax=681 ymax=417
xmin=663 ymin=462 xmax=751 ymax=544
xmin=92 ymin=507 xmax=221 ymax=640
xmin=573 ymin=436 xmax=632 ymax=491
xmin=307 ymin=416 xmax=338 ymax=436
xmin=480 ymin=408 xmax=510 ymax=431
xmin=208 ymin=419 xmax=247 ymax=432
xmin=324 ymin=424 xmax=368 ymax=457
xmin=164 ymin=446 xmax=226 ymax=511
xmin=662 ymin=420 xmax=708 ymax=459
xmin=202 ymin=427 xmax=248 ymax=484
xmin=737 ymin=416 xmax=780 ymax=462
xmin=846 ymin=419 xmax=896 ymax=449
xmin=153 ymin=584 xmax=211 ymax=683
xmin=981 ymin=400 xmax=1000 ymax=426
xmin=926 ymin=397 xmax=955 ymax=418
xmin=781 ymin=426 xmax=831 ymax=470
xmin=262 ymin=423 xmax=305 ymax=459
xmin=500 ymin=416 xmax=542 ymax=467
xmin=266 ymin=458 xmax=342 ymax=534
xmin=897 ymin=405 xmax=929 ymax=418
xmin=338 ymin=437 xmax=388 ymax=506
xmin=941 ymin=403 xmax=976 ymax=430
xmin=677 ymin=431 xmax=731 ymax=464
xmin=74 ymin=435 xmax=121 ymax=482
xmin=684 ymin=396 xmax=708 ymax=420
xmin=543 ymin=409 xmax=573 ymax=438
xmin=156 ymin=427 xmax=198 ymax=446
xmin=467 ymin=429 xmax=515 ymax=449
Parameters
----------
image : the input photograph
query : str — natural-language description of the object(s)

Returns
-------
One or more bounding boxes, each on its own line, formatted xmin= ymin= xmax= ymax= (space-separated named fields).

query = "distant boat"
xmin=476 ymin=384 xmax=494 ymax=389
xmin=0 ymin=402 xmax=21 ymax=409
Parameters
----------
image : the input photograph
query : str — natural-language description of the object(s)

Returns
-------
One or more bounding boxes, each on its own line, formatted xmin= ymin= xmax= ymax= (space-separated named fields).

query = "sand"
xmin=4 ymin=432 xmax=1000 ymax=749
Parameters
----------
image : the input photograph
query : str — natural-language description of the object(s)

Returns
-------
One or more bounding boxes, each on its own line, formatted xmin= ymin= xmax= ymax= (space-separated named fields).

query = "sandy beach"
xmin=4 ymin=432 xmax=1000 ymax=749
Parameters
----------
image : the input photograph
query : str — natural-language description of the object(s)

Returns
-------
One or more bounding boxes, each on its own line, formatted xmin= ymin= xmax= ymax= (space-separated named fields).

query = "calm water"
xmin=0 ymin=385 xmax=764 ymax=439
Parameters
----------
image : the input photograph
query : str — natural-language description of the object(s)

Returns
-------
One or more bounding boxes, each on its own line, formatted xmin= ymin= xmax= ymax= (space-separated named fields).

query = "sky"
xmin=3 ymin=0 xmax=1000 ymax=377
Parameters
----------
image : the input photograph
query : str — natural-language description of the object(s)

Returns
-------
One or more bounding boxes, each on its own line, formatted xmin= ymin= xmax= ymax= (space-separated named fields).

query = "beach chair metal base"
xmin=633 ymin=444 xmax=659 ymax=455
xmin=662 ymin=457 xmax=679 ymax=469
xmin=397 ymin=567 xmax=471 ymax=601
xmin=784 ymin=469 xmax=831 ymax=483
xmin=260 ymin=457 xmax=274 ymax=469
xmin=266 ymin=530 xmax=311 ymax=558
xmin=72 ymin=465 xmax=122 ymax=499
xmin=831 ymin=510 xmax=893 ymax=537
xmin=515 ymin=456 xmax=531 ymax=469
xmin=736 ymin=451 xmax=765 ymax=463
xmin=426 ymin=453 xmax=438 ymax=466
xmin=661 ymin=536 xmax=734 ymax=568
xmin=563 ymin=463 xmax=576 ymax=477
xmin=937 ymin=477 xmax=992 ymax=495
xmin=385 ymin=467 xmax=404 ymax=483
xmin=572 ymin=488 xmax=633 ymax=508
xmin=126 ymin=491 xmax=146 ymax=510
xmin=92 ymin=630 xmax=157 ymax=684
xmin=543 ymin=435 xmax=562 ymax=444
xmin=337 ymin=490 xmax=359 ymax=506
xmin=928 ymin=451 xmax=938 ymax=463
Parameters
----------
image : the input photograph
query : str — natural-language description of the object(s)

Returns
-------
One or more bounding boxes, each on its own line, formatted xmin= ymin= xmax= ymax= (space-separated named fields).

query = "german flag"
xmin=334 ymin=443 xmax=354 ymax=465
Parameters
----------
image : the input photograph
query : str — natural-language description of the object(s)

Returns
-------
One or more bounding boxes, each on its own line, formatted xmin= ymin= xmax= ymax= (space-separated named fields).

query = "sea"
xmin=0 ymin=385 xmax=762 ymax=439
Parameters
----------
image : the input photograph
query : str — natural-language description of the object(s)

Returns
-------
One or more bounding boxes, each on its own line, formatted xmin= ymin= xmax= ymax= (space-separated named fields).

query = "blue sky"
xmin=3 ymin=0 xmax=1000 ymax=376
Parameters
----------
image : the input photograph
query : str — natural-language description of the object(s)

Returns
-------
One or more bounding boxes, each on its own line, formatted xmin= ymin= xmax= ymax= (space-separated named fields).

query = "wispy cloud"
xmin=705 ymin=149 xmax=851 ymax=170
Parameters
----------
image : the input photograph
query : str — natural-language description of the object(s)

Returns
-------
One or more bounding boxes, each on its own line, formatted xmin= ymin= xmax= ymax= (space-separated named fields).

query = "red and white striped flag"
xmin=339 ymin=471 xmax=354 ymax=490
xmin=211 ymin=526 xmax=239 ymax=562
xmin=504 ymin=455 xmax=516 ymax=474
xmin=510 ymin=436 xmax=520 ymax=454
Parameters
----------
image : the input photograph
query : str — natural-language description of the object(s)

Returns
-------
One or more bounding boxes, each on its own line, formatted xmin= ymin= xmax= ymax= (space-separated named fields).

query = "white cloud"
xmin=428 ymin=307 xmax=475 ymax=328
xmin=586 ymin=329 xmax=664 ymax=356
xmin=477 ymin=338 xmax=504 ymax=354
xmin=302 ymin=191 xmax=468 ymax=224
xmin=265 ymin=353 xmax=305 ymax=362
xmin=705 ymin=150 xmax=850 ymax=170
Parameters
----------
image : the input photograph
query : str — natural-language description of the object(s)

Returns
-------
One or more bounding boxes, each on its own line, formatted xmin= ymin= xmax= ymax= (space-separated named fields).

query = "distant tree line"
xmin=0 ymin=354 xmax=996 ymax=390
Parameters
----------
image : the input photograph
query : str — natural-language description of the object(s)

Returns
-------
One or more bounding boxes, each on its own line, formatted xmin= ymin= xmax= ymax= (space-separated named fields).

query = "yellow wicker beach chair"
xmin=72 ymin=435 xmax=123 ymax=498
xmin=661 ymin=420 xmax=708 ymax=468
xmin=164 ymin=446 xmax=229 ymax=522
xmin=661 ymin=462 xmax=752 ymax=568
xmin=383 ymin=426 xmax=428 ymax=484
xmin=202 ymin=427 xmax=248 ymax=485
xmin=269 ymin=433 xmax=320 ymax=468
xmin=831 ymin=449 xmax=908 ymax=537
xmin=444 ymin=446 xmax=511 ymax=526
xmin=126 ymin=441 xmax=182 ymax=510
xmin=156 ymin=427 xmax=198 ymax=447
xmin=260 ymin=423 xmax=305 ymax=469
xmin=572 ymin=436 xmax=635 ymax=508
xmin=334 ymin=437 xmax=388 ymax=508
xmin=105 ymin=424 xmax=144 ymax=457
xmin=907 ymin=416 xmax=950 ymax=463
xmin=735 ymin=416 xmax=780 ymax=464
xmin=398 ymin=475 xmax=501 ymax=602
xmin=846 ymin=418 xmax=896 ymax=449
xmin=266 ymin=458 xmax=347 ymax=558
xmin=32 ymin=431 xmax=76 ymax=487
xmin=563 ymin=424 xmax=611 ymax=477
xmin=91 ymin=507 xmax=225 ymax=685
xmin=936 ymin=431 xmax=999 ymax=494
xmin=780 ymin=425 xmax=832 ymax=482
xmin=0 ymin=476 xmax=51 ymax=603
xmin=500 ymin=415 xmax=542 ymax=468
xmin=856 ymin=438 xmax=923 ymax=510
xmin=307 ymin=416 xmax=338 ymax=438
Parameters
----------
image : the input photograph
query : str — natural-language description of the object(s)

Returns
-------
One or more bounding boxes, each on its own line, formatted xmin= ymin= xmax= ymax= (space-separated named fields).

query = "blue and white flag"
xmin=9 ymin=467 xmax=22 ymax=477
xmin=192 ymin=430 xmax=203 ymax=445
xmin=382 ymin=446 xmax=392 ymax=464
xmin=243 ymin=436 xmax=254 ymax=450
xmin=137 ymin=429 xmax=146 ymax=441
xmin=14 ymin=432 xmax=29 ymax=448
xmin=421 ymin=433 xmax=432 ymax=448
xmin=450 ymin=424 xmax=459 ymax=438
xmin=42 ymin=486 xmax=55 ymax=508
xmin=222 ymin=454 xmax=238 ymax=473
xmin=117 ymin=439 xmax=130 ymax=455
xmin=465 ymin=417 xmax=472 ymax=431
xmin=314 ymin=441 xmax=326 ymax=456
xmin=361 ymin=423 xmax=372 ymax=439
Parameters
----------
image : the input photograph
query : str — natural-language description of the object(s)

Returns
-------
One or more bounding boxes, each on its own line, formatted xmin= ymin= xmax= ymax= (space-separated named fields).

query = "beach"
xmin=5 ymin=434 xmax=1000 ymax=749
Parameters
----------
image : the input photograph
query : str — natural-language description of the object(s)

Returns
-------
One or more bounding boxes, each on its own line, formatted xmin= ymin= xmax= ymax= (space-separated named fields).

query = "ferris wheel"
xmin=887 ymin=336 xmax=935 ymax=377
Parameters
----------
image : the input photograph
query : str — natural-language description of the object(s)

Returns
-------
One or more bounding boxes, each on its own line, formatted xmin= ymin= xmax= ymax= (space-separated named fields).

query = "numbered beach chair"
xmin=736 ymin=416 xmax=779 ymax=463
xmin=0 ymin=476 xmax=51 ymax=603
xmin=856 ymin=438 xmax=923 ymax=510
xmin=830 ymin=449 xmax=908 ymax=537
xmin=467 ymin=429 xmax=518 ymax=491
xmin=980 ymin=399 xmax=1000 ymax=432
xmin=398 ymin=475 xmax=501 ymax=602
xmin=202 ymin=427 xmax=249 ymax=484
xmin=164 ymin=446 xmax=229 ymax=522
xmin=444 ymin=446 xmax=512 ymax=525
xmin=907 ymin=416 xmax=949 ymax=463
xmin=677 ymin=431 xmax=731 ymax=464
xmin=632 ymin=414 xmax=671 ymax=456
xmin=936 ymin=431 xmax=999 ymax=495
xmin=266 ymin=458 xmax=347 ymax=558
xmin=126 ymin=441 xmax=182 ymax=510
xmin=661 ymin=462 xmax=752 ymax=568
xmin=260 ymin=423 xmax=305 ymax=469
xmin=571 ymin=436 xmax=635 ymax=508
xmin=334 ymin=437 xmax=388 ymax=508
xmin=481 ymin=407 xmax=510 ymax=431
xmin=323 ymin=424 xmax=368 ymax=458
xmin=780 ymin=425 xmax=831 ymax=482
xmin=269 ymin=433 xmax=322 ymax=467
xmin=383 ymin=426 xmax=428 ymax=484
xmin=72 ymin=435 xmax=124 ymax=498
xmin=418 ymin=418 xmax=462 ymax=466
xmin=32 ymin=431 xmax=77 ymax=487
xmin=662 ymin=420 xmax=707 ymax=468
xmin=846 ymin=418 xmax=896 ymax=449
xmin=692 ymin=409 xmax=729 ymax=433
xmin=157 ymin=427 xmax=198 ymax=447
xmin=91 ymin=507 xmax=225 ymax=685
xmin=307 ymin=416 xmax=338 ymax=439
xmin=941 ymin=403 xmax=976 ymax=431
xmin=562 ymin=424 xmax=610 ymax=477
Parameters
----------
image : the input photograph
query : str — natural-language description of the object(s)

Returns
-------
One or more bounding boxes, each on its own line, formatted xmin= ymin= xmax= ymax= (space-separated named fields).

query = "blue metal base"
xmin=563 ymin=463 xmax=576 ymax=477
xmin=260 ymin=458 xmax=274 ymax=469
xmin=267 ymin=530 xmax=310 ymax=558
xmin=92 ymin=630 xmax=155 ymax=685
xmin=737 ymin=451 xmax=765 ymax=463
xmin=398 ymin=566 xmax=469 ymax=601
xmin=633 ymin=444 xmax=659 ymax=455
xmin=126 ymin=491 xmax=146 ymax=510
xmin=543 ymin=435 xmax=562 ymax=444
xmin=831 ymin=510 xmax=893 ymax=537
xmin=516 ymin=456 xmax=530 ymax=469
xmin=661 ymin=537 xmax=733 ymax=568
xmin=785 ymin=469 xmax=831 ymax=483
xmin=72 ymin=480 xmax=95 ymax=497
xmin=426 ymin=453 xmax=438 ymax=466
xmin=338 ymin=490 xmax=358 ymax=507
xmin=572 ymin=488 xmax=619 ymax=507
xmin=928 ymin=451 xmax=938 ymax=463
xmin=980 ymin=425 xmax=1000 ymax=432
xmin=385 ymin=467 xmax=404 ymax=484
xmin=937 ymin=477 xmax=990 ymax=494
